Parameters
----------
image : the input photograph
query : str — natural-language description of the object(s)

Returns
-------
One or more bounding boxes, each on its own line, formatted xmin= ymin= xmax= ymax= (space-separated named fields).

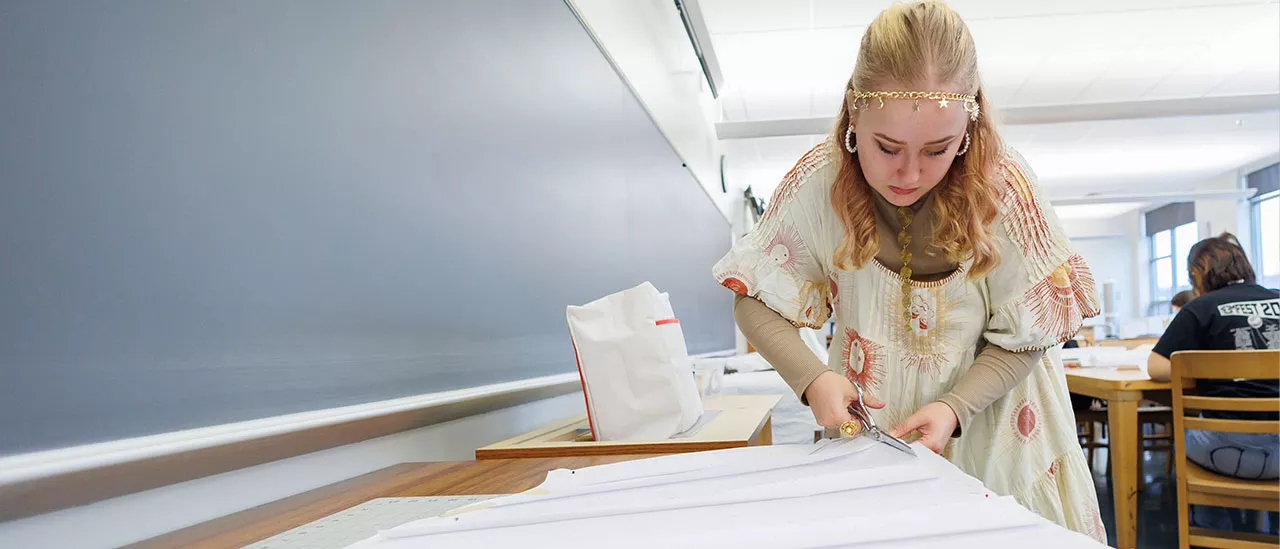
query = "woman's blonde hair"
xmin=830 ymin=0 xmax=1003 ymax=277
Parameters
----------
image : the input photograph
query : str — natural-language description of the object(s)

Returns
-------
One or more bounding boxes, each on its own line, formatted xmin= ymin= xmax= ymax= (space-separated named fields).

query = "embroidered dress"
xmin=713 ymin=140 xmax=1106 ymax=542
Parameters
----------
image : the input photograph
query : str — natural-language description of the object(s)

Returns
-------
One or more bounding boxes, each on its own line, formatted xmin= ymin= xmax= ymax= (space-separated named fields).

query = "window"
xmin=1145 ymin=201 xmax=1196 ymax=315
xmin=1149 ymin=221 xmax=1196 ymax=315
xmin=1254 ymin=191 xmax=1279 ymax=289
xmin=1247 ymin=163 xmax=1279 ymax=290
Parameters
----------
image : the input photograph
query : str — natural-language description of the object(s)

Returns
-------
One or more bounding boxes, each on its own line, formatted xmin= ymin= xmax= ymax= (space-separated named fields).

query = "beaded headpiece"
xmin=851 ymin=90 xmax=980 ymax=121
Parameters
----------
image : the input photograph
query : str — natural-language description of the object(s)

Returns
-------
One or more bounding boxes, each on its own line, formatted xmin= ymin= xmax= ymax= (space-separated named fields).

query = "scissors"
xmin=839 ymin=379 xmax=917 ymax=457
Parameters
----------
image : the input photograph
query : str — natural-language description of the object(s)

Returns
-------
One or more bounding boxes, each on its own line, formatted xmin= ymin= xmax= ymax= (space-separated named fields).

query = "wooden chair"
xmin=1171 ymin=350 xmax=1280 ymax=549
xmin=1076 ymin=403 xmax=1175 ymax=476
xmin=1077 ymin=404 xmax=1109 ymax=471
xmin=1141 ymin=403 xmax=1175 ymax=475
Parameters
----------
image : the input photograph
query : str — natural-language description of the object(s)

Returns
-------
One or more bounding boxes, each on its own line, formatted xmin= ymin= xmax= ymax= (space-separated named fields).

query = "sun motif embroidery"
xmin=762 ymin=142 xmax=833 ymax=221
xmin=999 ymin=152 xmax=1057 ymax=262
xmin=716 ymin=269 xmax=754 ymax=296
xmin=1024 ymin=255 xmax=1099 ymax=341
xmin=908 ymin=293 xmax=935 ymax=335
xmin=884 ymin=278 xmax=964 ymax=377
xmin=1010 ymin=398 xmax=1043 ymax=444
xmin=843 ymin=328 xmax=884 ymax=392
xmin=828 ymin=273 xmax=840 ymax=308
xmin=765 ymin=222 xmax=812 ymax=275
xmin=784 ymin=279 xmax=830 ymax=328
xmin=1085 ymin=506 xmax=1106 ymax=543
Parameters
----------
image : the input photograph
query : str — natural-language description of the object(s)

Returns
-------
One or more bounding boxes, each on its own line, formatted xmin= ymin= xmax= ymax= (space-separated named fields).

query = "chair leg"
xmin=1138 ymin=428 xmax=1145 ymax=484
xmin=1176 ymin=485 xmax=1190 ymax=548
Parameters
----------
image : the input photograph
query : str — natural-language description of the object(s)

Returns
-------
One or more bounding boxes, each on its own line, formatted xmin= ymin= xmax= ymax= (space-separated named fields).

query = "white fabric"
xmin=566 ymin=282 xmax=703 ymax=441
xmin=719 ymin=370 xmax=822 ymax=445
xmin=347 ymin=439 xmax=1106 ymax=549
xmin=799 ymin=327 xmax=830 ymax=363
xmin=724 ymin=352 xmax=773 ymax=372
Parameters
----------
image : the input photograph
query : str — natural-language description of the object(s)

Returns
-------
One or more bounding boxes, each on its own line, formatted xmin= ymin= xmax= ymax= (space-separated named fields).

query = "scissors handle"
xmin=842 ymin=382 xmax=917 ymax=457
xmin=848 ymin=379 xmax=878 ymax=431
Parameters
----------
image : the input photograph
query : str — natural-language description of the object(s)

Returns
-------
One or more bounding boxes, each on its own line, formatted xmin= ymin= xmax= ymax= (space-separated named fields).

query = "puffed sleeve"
xmin=983 ymin=148 xmax=1101 ymax=352
xmin=712 ymin=142 xmax=839 ymax=329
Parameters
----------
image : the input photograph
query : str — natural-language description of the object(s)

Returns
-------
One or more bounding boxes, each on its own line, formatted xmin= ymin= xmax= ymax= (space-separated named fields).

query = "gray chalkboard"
xmin=0 ymin=0 xmax=733 ymax=455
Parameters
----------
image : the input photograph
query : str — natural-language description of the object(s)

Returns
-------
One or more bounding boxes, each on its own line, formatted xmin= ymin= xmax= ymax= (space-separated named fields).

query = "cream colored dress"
xmin=713 ymin=140 xmax=1107 ymax=542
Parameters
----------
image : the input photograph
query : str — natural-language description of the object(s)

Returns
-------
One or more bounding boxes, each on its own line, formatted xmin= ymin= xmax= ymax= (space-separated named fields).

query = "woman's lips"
xmin=888 ymin=185 xmax=917 ymax=196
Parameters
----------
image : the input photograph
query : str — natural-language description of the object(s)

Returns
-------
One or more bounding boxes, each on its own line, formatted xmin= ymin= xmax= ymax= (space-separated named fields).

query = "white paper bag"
xmin=566 ymin=282 xmax=704 ymax=441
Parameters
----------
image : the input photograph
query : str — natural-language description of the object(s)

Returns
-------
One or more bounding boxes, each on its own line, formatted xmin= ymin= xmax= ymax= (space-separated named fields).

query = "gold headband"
xmin=851 ymin=90 xmax=980 ymax=121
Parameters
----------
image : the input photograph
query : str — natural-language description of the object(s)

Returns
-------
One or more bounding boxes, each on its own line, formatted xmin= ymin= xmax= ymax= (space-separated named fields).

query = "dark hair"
xmin=1187 ymin=232 xmax=1255 ymax=294
xmin=1170 ymin=290 xmax=1195 ymax=308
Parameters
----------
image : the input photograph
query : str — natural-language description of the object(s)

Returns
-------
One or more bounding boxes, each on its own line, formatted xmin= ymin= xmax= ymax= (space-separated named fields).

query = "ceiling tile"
xmin=699 ymin=0 xmax=811 ymax=34
xmin=1014 ymin=48 xmax=1113 ymax=105
xmin=740 ymin=91 xmax=813 ymax=120
xmin=1053 ymin=203 xmax=1145 ymax=220
xmin=1209 ymin=71 xmax=1280 ymax=95
xmin=707 ymin=0 xmax=1280 ymax=201
xmin=811 ymin=0 xmax=883 ymax=28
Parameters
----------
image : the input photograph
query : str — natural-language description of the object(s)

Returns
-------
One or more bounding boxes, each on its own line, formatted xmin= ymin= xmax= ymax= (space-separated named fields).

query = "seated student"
xmin=1171 ymin=289 xmax=1196 ymax=313
xmin=1147 ymin=232 xmax=1279 ymax=479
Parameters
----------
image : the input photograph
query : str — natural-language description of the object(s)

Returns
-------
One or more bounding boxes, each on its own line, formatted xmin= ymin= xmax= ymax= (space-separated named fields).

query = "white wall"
xmin=1069 ymin=236 xmax=1136 ymax=327
xmin=1125 ymin=209 xmax=1150 ymax=319
xmin=0 ymin=394 xmax=586 ymax=549
xmin=1060 ymin=213 xmax=1145 ymax=322
xmin=570 ymin=0 xmax=733 ymax=219
xmin=1060 ymin=216 xmax=1129 ymax=239
xmin=1194 ymin=170 xmax=1250 ymax=248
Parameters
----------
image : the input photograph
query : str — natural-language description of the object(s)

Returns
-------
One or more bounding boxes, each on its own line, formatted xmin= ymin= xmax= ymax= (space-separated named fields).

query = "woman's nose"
xmin=899 ymin=154 xmax=921 ymax=185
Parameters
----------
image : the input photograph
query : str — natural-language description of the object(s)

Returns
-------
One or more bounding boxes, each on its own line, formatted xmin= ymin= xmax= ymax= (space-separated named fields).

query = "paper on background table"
xmin=345 ymin=438 xmax=1106 ymax=549
xmin=1061 ymin=345 xmax=1152 ymax=369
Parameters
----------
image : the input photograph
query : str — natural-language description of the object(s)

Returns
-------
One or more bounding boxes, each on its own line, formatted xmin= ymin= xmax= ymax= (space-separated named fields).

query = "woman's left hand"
xmin=887 ymin=402 xmax=958 ymax=454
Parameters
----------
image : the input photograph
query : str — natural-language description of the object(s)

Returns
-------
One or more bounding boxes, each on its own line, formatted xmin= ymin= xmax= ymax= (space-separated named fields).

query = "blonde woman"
xmin=713 ymin=1 xmax=1105 ymax=541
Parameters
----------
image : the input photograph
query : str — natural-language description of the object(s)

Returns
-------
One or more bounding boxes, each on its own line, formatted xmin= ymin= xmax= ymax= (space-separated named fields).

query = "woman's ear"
xmin=843 ymin=89 xmax=860 ymax=127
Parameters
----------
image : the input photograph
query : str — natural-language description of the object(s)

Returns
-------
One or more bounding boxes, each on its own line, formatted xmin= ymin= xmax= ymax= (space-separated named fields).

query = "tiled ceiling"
xmin=704 ymin=0 xmax=1280 ymax=119
xmin=700 ymin=0 xmax=1280 ymax=215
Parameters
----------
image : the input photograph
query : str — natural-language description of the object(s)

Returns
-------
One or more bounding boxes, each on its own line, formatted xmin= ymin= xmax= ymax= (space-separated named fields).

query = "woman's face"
xmin=850 ymin=89 xmax=970 ymax=207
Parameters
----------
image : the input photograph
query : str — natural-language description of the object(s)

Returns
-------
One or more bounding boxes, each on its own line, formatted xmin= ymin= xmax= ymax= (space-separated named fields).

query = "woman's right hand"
xmin=803 ymin=371 xmax=885 ymax=428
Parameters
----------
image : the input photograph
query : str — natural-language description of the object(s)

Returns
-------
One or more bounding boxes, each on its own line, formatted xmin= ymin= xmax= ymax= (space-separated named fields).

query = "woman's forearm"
xmin=936 ymin=345 xmax=1043 ymax=432
xmin=733 ymin=294 xmax=829 ymax=403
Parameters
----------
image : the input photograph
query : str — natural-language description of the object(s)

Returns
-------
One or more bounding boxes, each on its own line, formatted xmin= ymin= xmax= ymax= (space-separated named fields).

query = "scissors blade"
xmin=870 ymin=428 xmax=917 ymax=457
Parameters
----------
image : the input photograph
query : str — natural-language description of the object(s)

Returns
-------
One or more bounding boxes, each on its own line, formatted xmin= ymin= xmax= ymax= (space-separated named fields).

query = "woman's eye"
xmin=926 ymin=148 xmax=949 ymax=157
xmin=878 ymin=144 xmax=900 ymax=156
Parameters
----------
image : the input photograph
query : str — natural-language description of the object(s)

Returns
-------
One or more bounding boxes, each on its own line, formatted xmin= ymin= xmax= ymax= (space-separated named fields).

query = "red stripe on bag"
xmin=655 ymin=318 xmax=680 ymax=326
xmin=569 ymin=335 xmax=597 ymax=441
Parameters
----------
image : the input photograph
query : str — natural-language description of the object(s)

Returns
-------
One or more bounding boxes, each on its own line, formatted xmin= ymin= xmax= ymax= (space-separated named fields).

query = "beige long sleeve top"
xmin=731 ymin=189 xmax=1043 ymax=432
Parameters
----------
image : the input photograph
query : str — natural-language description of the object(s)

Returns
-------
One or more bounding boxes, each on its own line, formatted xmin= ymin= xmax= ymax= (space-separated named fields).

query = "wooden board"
xmin=1096 ymin=337 xmax=1161 ymax=349
xmin=127 ymin=457 xmax=648 ymax=549
xmin=475 ymin=394 xmax=781 ymax=460
xmin=1064 ymin=368 xmax=1190 ymax=400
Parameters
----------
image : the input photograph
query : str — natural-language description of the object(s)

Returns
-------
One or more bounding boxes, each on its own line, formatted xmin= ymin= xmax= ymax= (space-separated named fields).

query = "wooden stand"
xmin=475 ymin=394 xmax=780 ymax=460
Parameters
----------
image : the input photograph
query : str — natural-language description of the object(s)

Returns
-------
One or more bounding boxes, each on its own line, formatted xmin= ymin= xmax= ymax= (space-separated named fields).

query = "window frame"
xmin=1252 ymin=190 xmax=1280 ymax=289
xmin=1148 ymin=221 xmax=1196 ymax=315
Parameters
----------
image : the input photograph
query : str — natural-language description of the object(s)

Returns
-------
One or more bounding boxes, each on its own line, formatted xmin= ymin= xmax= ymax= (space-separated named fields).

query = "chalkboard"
xmin=0 ymin=0 xmax=733 ymax=455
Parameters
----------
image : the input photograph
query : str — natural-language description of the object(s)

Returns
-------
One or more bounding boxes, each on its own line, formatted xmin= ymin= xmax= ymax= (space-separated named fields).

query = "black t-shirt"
xmin=1153 ymin=283 xmax=1279 ymax=419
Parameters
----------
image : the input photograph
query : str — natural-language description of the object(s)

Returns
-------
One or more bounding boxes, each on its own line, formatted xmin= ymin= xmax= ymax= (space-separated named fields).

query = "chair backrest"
xmin=1170 ymin=350 xmax=1280 ymax=436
